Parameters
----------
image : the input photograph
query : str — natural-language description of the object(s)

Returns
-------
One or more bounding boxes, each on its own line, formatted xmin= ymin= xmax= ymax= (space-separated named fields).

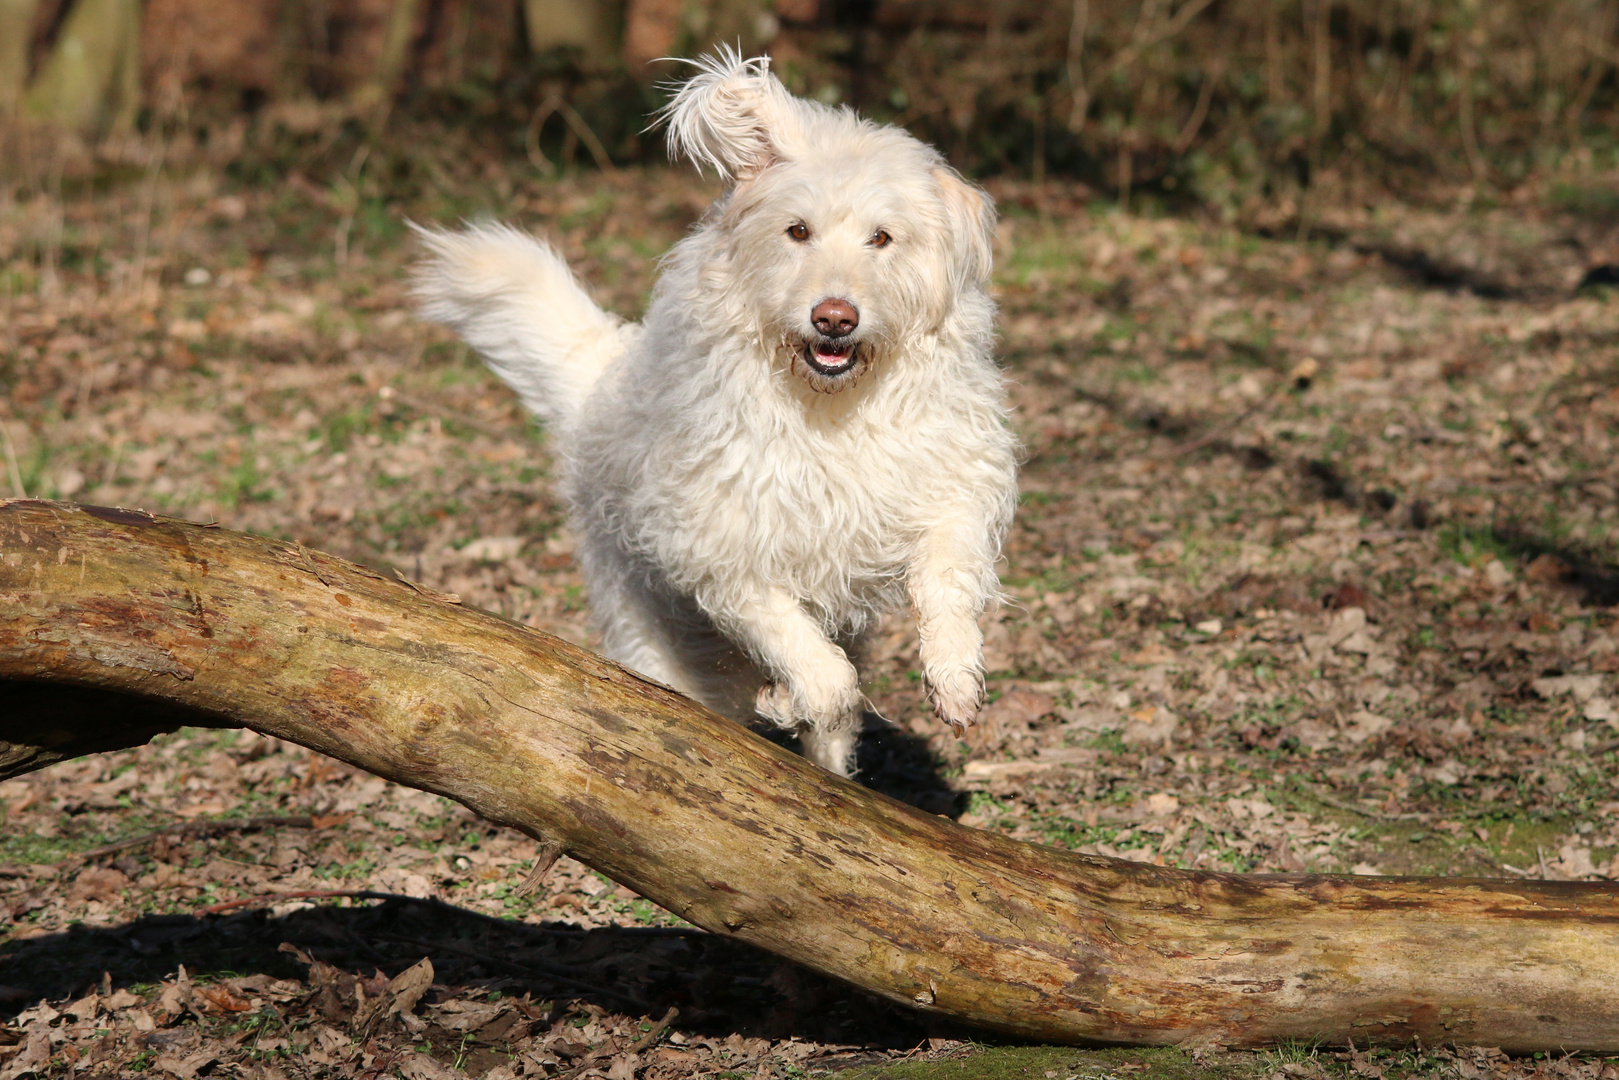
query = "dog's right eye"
xmin=786 ymin=223 xmax=810 ymax=242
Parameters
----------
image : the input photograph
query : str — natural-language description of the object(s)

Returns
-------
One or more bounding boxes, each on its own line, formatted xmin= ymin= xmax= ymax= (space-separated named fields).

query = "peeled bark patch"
xmin=3 ymin=498 xmax=1619 ymax=1051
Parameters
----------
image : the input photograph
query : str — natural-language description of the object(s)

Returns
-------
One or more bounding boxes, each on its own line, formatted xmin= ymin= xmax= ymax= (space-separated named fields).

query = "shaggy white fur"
xmin=414 ymin=51 xmax=1018 ymax=777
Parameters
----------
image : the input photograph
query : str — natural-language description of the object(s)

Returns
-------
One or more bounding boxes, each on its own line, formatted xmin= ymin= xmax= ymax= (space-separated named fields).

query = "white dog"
xmin=414 ymin=52 xmax=1017 ymax=777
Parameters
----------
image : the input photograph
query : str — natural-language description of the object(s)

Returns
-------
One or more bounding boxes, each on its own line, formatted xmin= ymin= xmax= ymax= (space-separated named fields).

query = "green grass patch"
xmin=839 ymin=1044 xmax=1257 ymax=1080
xmin=1437 ymin=523 xmax=1519 ymax=567
xmin=320 ymin=408 xmax=371 ymax=452
xmin=221 ymin=457 xmax=278 ymax=507
xmin=994 ymin=228 xmax=1093 ymax=289
xmin=1549 ymin=182 xmax=1619 ymax=220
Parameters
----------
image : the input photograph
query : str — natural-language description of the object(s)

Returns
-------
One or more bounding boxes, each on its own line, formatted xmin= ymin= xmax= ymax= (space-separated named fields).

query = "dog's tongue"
xmin=816 ymin=342 xmax=851 ymax=361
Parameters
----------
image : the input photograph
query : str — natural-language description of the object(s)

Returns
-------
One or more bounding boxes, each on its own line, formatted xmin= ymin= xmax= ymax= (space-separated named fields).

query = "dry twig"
xmin=56 ymin=815 xmax=324 ymax=865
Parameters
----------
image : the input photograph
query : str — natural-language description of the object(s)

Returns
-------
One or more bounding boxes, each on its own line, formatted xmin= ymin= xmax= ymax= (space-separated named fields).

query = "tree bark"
xmin=3 ymin=497 xmax=1619 ymax=1052
xmin=21 ymin=0 xmax=141 ymax=135
xmin=0 ymin=0 xmax=40 ymax=117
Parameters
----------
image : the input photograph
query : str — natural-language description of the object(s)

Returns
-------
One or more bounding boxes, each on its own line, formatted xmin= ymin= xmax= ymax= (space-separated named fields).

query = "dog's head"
xmin=658 ymin=50 xmax=995 ymax=395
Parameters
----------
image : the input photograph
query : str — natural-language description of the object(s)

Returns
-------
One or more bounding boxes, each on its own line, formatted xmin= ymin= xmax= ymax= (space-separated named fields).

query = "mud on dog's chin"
xmin=788 ymin=337 xmax=872 ymax=394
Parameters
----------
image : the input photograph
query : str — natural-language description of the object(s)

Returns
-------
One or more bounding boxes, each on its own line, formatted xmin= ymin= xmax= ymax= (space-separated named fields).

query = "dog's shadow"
xmin=0 ymin=896 xmax=953 ymax=1058
xmin=757 ymin=714 xmax=963 ymax=816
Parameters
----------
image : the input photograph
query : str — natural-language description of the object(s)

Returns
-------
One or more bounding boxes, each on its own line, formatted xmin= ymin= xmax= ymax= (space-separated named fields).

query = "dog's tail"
xmin=412 ymin=222 xmax=633 ymax=431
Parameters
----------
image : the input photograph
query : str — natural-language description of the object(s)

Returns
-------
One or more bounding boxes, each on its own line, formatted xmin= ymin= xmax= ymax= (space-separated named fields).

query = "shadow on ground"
xmin=0 ymin=895 xmax=954 ymax=1054
xmin=1483 ymin=524 xmax=1619 ymax=608
xmin=756 ymin=713 xmax=964 ymax=817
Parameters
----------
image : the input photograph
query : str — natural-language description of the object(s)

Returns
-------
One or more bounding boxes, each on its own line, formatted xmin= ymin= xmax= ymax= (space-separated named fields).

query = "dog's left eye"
xmin=869 ymin=230 xmax=892 ymax=248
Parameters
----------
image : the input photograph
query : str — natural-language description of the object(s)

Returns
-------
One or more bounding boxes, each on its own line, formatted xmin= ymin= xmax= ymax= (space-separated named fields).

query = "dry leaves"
xmin=7 ymin=150 xmax=1619 ymax=1077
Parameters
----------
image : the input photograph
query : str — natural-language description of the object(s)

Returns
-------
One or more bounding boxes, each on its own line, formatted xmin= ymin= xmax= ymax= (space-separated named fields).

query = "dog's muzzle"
xmin=791 ymin=336 xmax=871 ymax=393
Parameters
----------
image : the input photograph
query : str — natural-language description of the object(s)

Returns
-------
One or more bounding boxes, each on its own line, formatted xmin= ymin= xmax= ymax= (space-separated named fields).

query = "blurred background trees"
xmin=2 ymin=0 xmax=1619 ymax=214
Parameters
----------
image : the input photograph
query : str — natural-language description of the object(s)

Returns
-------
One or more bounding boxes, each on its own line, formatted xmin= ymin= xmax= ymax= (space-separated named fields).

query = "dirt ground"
xmin=5 ymin=140 xmax=1619 ymax=1080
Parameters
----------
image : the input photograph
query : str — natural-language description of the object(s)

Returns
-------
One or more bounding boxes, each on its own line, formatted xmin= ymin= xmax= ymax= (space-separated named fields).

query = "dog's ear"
xmin=656 ymin=48 xmax=797 ymax=181
xmin=933 ymin=167 xmax=996 ymax=289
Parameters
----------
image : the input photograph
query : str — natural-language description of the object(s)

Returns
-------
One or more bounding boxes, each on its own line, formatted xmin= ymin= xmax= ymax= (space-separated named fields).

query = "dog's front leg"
xmin=908 ymin=525 xmax=995 ymax=733
xmin=723 ymin=589 xmax=862 ymax=777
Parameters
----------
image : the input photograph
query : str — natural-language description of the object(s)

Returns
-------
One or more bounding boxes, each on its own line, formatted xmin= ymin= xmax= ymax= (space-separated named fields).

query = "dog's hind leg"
xmin=582 ymin=551 xmax=700 ymax=693
xmin=582 ymin=546 xmax=763 ymax=722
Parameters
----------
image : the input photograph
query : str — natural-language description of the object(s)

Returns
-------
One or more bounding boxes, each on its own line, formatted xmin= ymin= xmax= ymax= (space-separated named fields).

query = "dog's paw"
xmin=927 ymin=667 xmax=984 ymax=734
xmin=800 ymin=725 xmax=858 ymax=778
xmin=756 ymin=660 xmax=861 ymax=739
xmin=755 ymin=682 xmax=797 ymax=730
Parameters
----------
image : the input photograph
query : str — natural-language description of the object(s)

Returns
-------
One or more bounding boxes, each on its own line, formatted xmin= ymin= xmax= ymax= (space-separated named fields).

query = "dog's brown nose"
xmin=812 ymin=298 xmax=859 ymax=338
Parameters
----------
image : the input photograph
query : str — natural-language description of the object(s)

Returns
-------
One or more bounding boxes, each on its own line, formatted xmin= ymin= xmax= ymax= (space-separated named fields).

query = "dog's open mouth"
xmin=788 ymin=336 xmax=872 ymax=393
xmin=802 ymin=340 xmax=860 ymax=377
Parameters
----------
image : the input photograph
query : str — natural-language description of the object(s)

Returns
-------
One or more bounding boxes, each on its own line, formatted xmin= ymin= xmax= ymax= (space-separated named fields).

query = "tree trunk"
xmin=4 ymin=497 xmax=1619 ymax=1052
xmin=622 ymin=0 xmax=679 ymax=72
xmin=621 ymin=0 xmax=772 ymax=74
xmin=349 ymin=0 xmax=426 ymax=116
xmin=21 ymin=0 xmax=141 ymax=135
xmin=523 ymin=0 xmax=622 ymax=69
xmin=0 ymin=0 xmax=40 ymax=117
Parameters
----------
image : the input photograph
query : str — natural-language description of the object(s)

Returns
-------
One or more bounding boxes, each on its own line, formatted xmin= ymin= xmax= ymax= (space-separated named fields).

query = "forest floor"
xmin=5 ymin=137 xmax=1619 ymax=1080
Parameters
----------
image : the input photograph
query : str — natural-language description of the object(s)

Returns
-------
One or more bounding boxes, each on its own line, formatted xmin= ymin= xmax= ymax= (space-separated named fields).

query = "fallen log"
xmin=3 ymin=498 xmax=1619 ymax=1051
